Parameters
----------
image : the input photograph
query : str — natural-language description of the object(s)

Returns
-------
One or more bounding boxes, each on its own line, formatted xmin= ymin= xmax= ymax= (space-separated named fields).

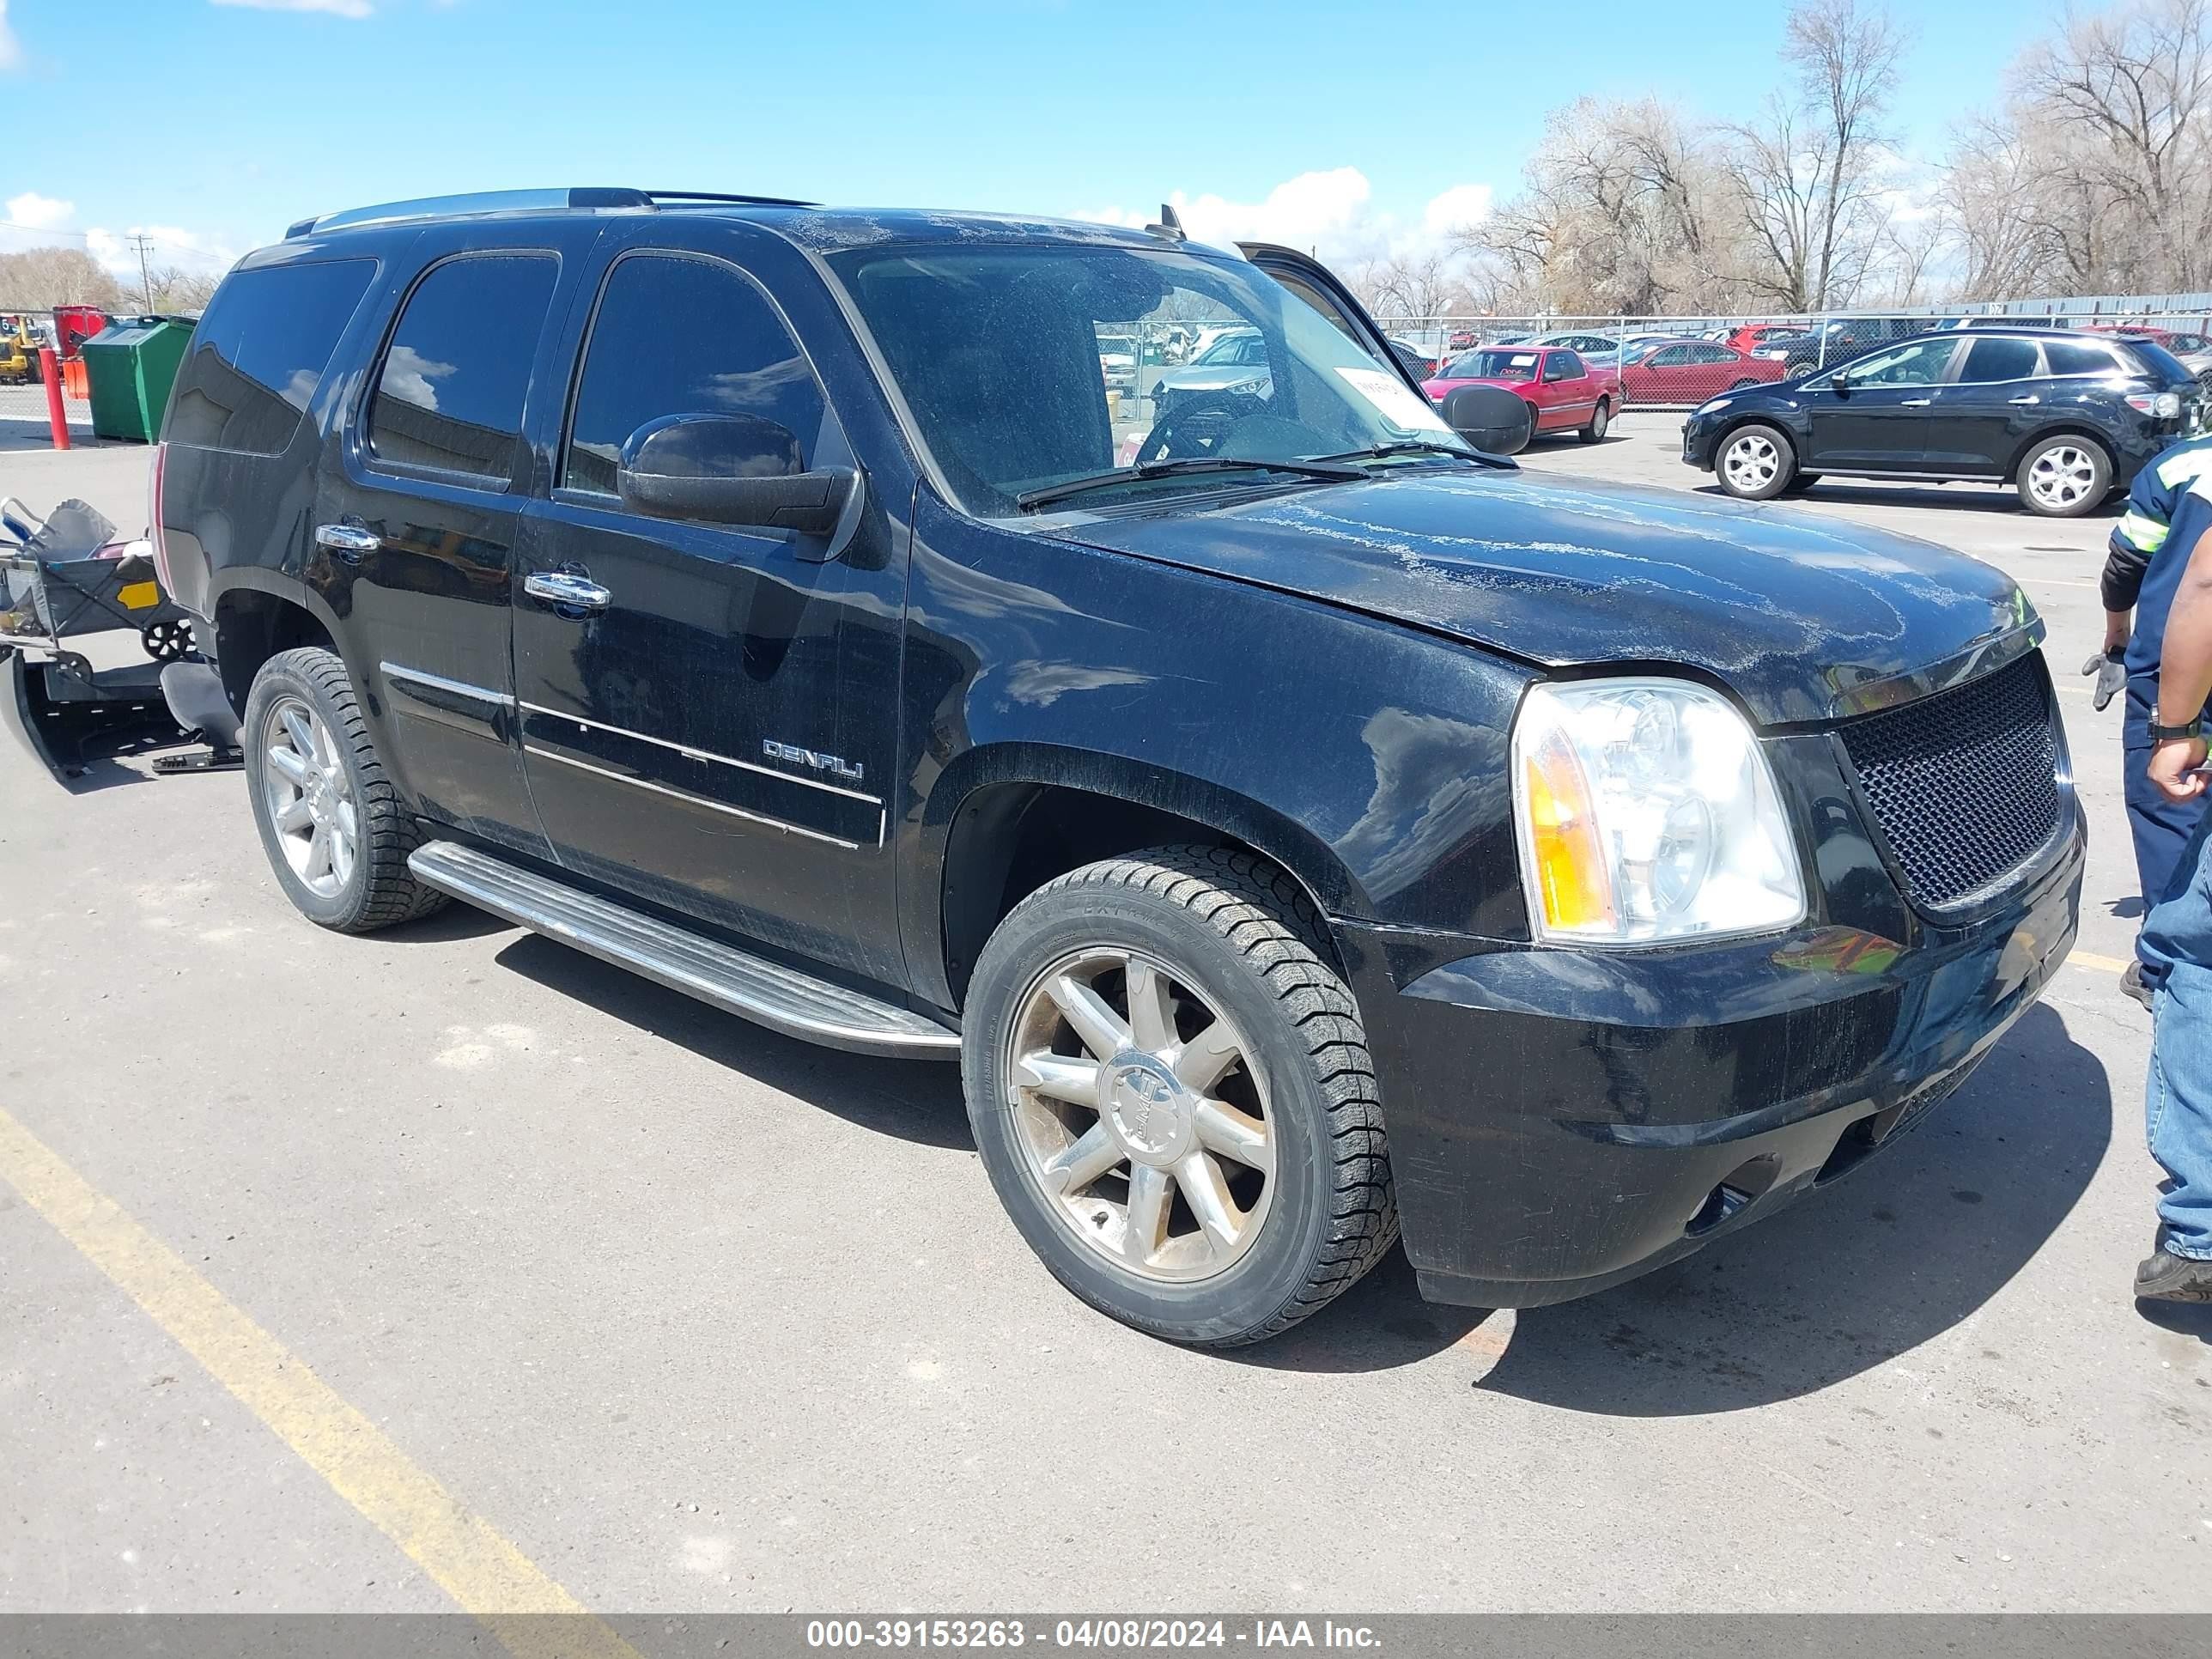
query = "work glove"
xmin=2081 ymin=647 xmax=2126 ymax=711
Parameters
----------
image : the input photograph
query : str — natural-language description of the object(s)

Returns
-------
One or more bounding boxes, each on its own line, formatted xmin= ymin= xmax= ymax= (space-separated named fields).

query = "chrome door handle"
xmin=524 ymin=569 xmax=612 ymax=613
xmin=1900 ymin=398 xmax=1931 ymax=406
xmin=2008 ymin=395 xmax=2039 ymax=405
xmin=314 ymin=522 xmax=380 ymax=561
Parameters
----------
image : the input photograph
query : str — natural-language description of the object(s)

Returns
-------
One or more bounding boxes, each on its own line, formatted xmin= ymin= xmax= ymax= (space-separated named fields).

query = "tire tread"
xmin=1012 ymin=843 xmax=1400 ymax=1346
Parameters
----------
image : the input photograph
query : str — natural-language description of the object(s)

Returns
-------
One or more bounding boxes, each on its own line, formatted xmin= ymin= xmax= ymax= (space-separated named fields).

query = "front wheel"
xmin=963 ymin=846 xmax=1397 ymax=1347
xmin=1715 ymin=422 xmax=1796 ymax=500
xmin=1579 ymin=398 xmax=1611 ymax=443
xmin=243 ymin=647 xmax=447 ymax=933
xmin=2016 ymin=436 xmax=2112 ymax=517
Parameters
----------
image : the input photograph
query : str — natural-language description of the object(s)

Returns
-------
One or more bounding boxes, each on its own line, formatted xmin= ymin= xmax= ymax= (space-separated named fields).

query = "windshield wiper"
xmin=1306 ymin=439 xmax=1507 ymax=468
xmin=1014 ymin=455 xmax=1366 ymax=513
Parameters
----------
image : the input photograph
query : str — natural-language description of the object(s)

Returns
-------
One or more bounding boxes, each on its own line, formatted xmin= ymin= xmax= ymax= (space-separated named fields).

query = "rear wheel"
xmin=963 ymin=845 xmax=1397 ymax=1347
xmin=1779 ymin=471 xmax=1821 ymax=495
xmin=1579 ymin=398 xmax=1611 ymax=443
xmin=1716 ymin=422 xmax=1796 ymax=500
xmin=243 ymin=647 xmax=446 ymax=933
xmin=2016 ymin=435 xmax=2112 ymax=517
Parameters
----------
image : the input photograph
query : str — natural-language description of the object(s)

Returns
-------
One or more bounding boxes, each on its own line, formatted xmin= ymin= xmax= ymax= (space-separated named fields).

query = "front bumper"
xmin=1334 ymin=813 xmax=2084 ymax=1309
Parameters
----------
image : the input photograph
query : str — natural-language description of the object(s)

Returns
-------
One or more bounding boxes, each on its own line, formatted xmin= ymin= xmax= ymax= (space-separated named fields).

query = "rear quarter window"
xmin=2118 ymin=339 xmax=2194 ymax=384
xmin=165 ymin=258 xmax=376 ymax=454
xmin=2045 ymin=340 xmax=2122 ymax=377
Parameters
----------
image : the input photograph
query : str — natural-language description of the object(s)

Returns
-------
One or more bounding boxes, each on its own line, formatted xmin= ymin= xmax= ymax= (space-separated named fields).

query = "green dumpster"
xmin=81 ymin=316 xmax=194 ymax=443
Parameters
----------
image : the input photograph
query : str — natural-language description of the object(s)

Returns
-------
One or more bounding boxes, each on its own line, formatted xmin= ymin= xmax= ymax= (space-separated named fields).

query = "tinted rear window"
xmin=2045 ymin=340 xmax=2120 ymax=377
xmin=165 ymin=258 xmax=375 ymax=454
xmin=2118 ymin=339 xmax=2194 ymax=384
xmin=368 ymin=253 xmax=558 ymax=482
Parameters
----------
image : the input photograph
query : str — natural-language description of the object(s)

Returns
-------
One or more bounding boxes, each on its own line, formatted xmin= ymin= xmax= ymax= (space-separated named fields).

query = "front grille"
xmin=1838 ymin=654 xmax=2064 ymax=909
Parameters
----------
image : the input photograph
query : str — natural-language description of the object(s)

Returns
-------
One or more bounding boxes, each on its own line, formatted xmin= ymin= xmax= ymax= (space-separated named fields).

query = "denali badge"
xmin=762 ymin=739 xmax=864 ymax=783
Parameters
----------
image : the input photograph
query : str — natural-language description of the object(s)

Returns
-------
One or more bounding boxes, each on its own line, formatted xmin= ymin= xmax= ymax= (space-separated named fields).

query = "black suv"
xmin=152 ymin=188 xmax=2083 ymax=1346
xmin=1686 ymin=327 xmax=2201 ymax=516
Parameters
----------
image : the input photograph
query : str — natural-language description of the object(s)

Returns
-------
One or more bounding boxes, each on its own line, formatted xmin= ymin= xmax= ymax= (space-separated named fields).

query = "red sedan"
xmin=1620 ymin=341 xmax=1788 ymax=404
xmin=1724 ymin=323 xmax=1802 ymax=353
xmin=1421 ymin=346 xmax=1624 ymax=444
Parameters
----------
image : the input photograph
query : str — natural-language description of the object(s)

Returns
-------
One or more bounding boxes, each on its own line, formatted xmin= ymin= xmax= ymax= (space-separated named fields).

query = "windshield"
xmin=1443 ymin=349 xmax=1540 ymax=381
xmin=828 ymin=243 xmax=1458 ymax=516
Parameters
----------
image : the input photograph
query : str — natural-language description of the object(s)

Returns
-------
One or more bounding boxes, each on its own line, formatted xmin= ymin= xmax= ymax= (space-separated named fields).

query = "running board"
xmin=407 ymin=840 xmax=961 ymax=1060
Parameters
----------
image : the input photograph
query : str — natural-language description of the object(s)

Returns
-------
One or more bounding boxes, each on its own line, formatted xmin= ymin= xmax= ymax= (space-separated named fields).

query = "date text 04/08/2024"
xmin=803 ymin=1619 xmax=1382 ymax=1649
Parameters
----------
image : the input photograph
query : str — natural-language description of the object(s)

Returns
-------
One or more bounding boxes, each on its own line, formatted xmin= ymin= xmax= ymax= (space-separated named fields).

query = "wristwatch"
xmin=2149 ymin=715 xmax=2205 ymax=742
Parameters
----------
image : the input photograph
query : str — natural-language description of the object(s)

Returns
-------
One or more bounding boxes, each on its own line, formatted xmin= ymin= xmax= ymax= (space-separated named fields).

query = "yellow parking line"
xmin=2069 ymin=949 xmax=2135 ymax=975
xmin=0 ymin=1105 xmax=641 ymax=1659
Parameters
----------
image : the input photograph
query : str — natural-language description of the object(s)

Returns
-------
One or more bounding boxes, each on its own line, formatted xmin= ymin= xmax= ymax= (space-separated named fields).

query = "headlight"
xmin=1511 ymin=678 xmax=1805 ymax=945
xmin=1694 ymin=396 xmax=1733 ymax=416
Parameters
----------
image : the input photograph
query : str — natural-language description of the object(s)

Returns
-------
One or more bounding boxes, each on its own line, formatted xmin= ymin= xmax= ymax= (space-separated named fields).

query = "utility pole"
xmin=129 ymin=233 xmax=155 ymax=313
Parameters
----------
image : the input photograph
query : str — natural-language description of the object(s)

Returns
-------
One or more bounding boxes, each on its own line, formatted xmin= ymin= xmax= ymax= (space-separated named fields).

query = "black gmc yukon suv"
xmin=152 ymin=188 xmax=2084 ymax=1346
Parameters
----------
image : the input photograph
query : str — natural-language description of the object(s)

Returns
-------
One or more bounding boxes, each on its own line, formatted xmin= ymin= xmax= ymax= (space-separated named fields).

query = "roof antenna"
xmin=1146 ymin=203 xmax=1186 ymax=242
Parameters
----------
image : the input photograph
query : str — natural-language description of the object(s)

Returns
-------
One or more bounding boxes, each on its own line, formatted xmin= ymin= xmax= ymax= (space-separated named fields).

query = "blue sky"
xmin=3 ymin=0 xmax=2054 ymax=285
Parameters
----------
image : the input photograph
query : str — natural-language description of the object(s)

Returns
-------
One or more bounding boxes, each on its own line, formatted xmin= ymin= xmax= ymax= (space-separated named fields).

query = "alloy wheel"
xmin=2027 ymin=445 xmax=2098 ymax=511
xmin=1723 ymin=433 xmax=1780 ymax=491
xmin=262 ymin=696 xmax=357 ymax=899
xmin=1003 ymin=945 xmax=1275 ymax=1284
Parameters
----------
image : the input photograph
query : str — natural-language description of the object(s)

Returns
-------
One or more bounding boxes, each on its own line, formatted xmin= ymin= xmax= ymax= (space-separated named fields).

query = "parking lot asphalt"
xmin=3 ymin=417 xmax=2207 ymax=1620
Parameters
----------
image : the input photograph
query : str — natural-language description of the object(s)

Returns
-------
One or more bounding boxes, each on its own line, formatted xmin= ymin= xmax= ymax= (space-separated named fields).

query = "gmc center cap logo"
xmin=1104 ymin=1054 xmax=1193 ymax=1164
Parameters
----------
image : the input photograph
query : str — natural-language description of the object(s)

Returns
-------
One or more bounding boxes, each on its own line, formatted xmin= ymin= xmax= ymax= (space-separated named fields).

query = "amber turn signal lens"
xmin=1522 ymin=726 xmax=1615 ymax=933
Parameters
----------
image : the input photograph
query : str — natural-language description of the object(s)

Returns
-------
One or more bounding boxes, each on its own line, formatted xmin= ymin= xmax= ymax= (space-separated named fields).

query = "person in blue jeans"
xmin=2136 ymin=453 xmax=2212 ymax=1302
xmin=2097 ymin=435 xmax=2212 ymax=1006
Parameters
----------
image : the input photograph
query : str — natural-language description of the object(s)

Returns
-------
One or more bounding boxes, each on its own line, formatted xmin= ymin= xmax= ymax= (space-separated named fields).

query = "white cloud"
xmin=0 ymin=2 xmax=21 ymax=71
xmin=6 ymin=191 xmax=73 ymax=230
xmin=1078 ymin=168 xmax=1493 ymax=270
xmin=87 ymin=224 xmax=241 ymax=282
xmin=210 ymin=0 xmax=374 ymax=15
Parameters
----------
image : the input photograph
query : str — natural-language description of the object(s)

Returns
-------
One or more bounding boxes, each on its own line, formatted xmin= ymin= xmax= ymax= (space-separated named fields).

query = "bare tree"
xmin=1726 ymin=0 xmax=1911 ymax=309
xmin=2013 ymin=0 xmax=2212 ymax=290
xmin=0 ymin=246 xmax=127 ymax=311
xmin=144 ymin=264 xmax=221 ymax=313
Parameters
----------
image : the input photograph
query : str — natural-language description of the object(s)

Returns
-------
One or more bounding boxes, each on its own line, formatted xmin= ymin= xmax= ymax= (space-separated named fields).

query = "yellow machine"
xmin=0 ymin=316 xmax=41 ymax=384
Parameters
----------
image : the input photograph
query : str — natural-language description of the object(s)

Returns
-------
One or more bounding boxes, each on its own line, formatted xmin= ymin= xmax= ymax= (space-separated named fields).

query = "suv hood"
xmin=1042 ymin=469 xmax=2036 ymax=726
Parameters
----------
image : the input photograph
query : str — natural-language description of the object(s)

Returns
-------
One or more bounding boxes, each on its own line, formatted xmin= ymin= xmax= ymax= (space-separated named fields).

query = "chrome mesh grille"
xmin=1838 ymin=656 xmax=2063 ymax=909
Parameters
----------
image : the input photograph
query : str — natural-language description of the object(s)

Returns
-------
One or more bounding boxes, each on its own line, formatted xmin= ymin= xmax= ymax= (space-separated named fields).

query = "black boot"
xmin=2136 ymin=1238 xmax=2212 ymax=1302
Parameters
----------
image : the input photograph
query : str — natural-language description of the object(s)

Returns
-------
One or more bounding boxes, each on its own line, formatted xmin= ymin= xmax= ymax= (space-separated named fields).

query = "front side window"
xmin=1960 ymin=337 xmax=2040 ymax=382
xmin=1841 ymin=338 xmax=1957 ymax=386
xmin=564 ymin=253 xmax=828 ymax=498
xmin=368 ymin=253 xmax=557 ymax=481
xmin=1649 ymin=346 xmax=1692 ymax=367
xmin=827 ymin=242 xmax=1460 ymax=515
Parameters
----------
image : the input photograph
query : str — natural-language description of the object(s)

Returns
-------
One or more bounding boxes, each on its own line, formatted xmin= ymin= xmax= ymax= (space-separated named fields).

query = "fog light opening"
xmin=1685 ymin=1156 xmax=1779 ymax=1237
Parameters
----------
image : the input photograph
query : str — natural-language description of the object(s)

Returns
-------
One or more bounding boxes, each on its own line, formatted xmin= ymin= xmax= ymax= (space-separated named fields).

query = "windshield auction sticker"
xmin=1334 ymin=365 xmax=1454 ymax=434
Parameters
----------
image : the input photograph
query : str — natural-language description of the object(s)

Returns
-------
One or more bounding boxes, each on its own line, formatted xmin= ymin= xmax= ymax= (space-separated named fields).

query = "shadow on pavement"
xmin=1469 ymin=1002 xmax=2109 ymax=1411
xmin=1693 ymin=478 xmax=2122 ymax=519
xmin=1240 ymin=1001 xmax=2110 ymax=1393
xmin=489 ymin=930 xmax=974 ymax=1151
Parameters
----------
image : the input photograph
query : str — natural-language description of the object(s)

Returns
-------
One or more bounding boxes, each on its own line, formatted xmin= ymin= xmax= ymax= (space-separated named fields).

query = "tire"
xmin=2016 ymin=434 xmax=2112 ymax=517
xmin=1779 ymin=472 xmax=1821 ymax=495
xmin=242 ymin=646 xmax=447 ymax=933
xmin=1715 ymin=422 xmax=1796 ymax=500
xmin=963 ymin=844 xmax=1397 ymax=1347
xmin=1578 ymin=398 xmax=1611 ymax=443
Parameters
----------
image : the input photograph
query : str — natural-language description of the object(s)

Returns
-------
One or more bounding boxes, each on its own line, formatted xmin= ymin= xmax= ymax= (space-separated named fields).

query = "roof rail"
xmin=284 ymin=186 xmax=657 ymax=240
xmin=644 ymin=190 xmax=818 ymax=208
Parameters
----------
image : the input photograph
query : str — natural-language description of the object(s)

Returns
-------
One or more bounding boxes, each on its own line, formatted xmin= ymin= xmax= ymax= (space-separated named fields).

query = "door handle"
xmin=524 ymin=569 xmax=612 ymax=614
xmin=314 ymin=522 xmax=380 ymax=562
xmin=1900 ymin=398 xmax=1931 ymax=406
xmin=2008 ymin=395 xmax=2040 ymax=405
